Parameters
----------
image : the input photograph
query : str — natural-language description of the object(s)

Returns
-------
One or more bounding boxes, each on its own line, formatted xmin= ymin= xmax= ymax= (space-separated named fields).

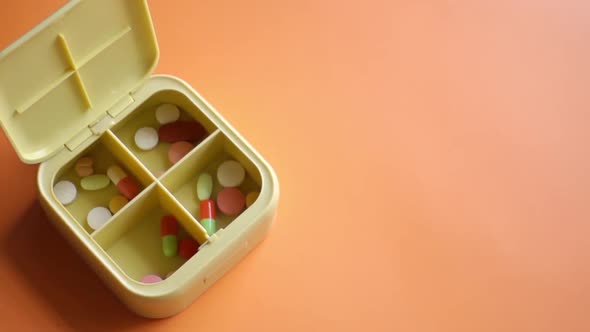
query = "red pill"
xmin=179 ymin=238 xmax=199 ymax=259
xmin=160 ymin=215 xmax=178 ymax=236
xmin=116 ymin=176 xmax=140 ymax=200
xmin=168 ymin=141 xmax=194 ymax=164
xmin=199 ymin=199 xmax=216 ymax=219
xmin=217 ymin=187 xmax=246 ymax=216
xmin=158 ymin=121 xmax=207 ymax=143
xmin=161 ymin=215 xmax=178 ymax=257
xmin=108 ymin=165 xmax=141 ymax=200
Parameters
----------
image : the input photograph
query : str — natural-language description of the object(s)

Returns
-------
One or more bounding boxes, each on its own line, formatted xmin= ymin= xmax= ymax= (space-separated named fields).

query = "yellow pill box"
xmin=0 ymin=0 xmax=278 ymax=318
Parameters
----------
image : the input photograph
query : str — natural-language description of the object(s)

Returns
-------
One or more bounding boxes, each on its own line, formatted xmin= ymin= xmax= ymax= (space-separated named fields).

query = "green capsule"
xmin=197 ymin=173 xmax=213 ymax=200
xmin=80 ymin=174 xmax=110 ymax=191
xmin=162 ymin=235 xmax=178 ymax=257
xmin=201 ymin=218 xmax=216 ymax=236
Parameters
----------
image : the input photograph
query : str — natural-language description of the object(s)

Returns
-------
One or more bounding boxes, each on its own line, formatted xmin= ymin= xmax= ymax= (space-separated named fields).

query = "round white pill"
xmin=155 ymin=104 xmax=180 ymax=124
xmin=87 ymin=207 xmax=112 ymax=230
xmin=217 ymin=160 xmax=246 ymax=187
xmin=134 ymin=127 xmax=159 ymax=151
xmin=53 ymin=180 xmax=77 ymax=205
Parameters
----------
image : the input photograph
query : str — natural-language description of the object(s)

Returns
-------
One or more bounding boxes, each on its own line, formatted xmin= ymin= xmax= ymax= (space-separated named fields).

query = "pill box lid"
xmin=0 ymin=0 xmax=159 ymax=164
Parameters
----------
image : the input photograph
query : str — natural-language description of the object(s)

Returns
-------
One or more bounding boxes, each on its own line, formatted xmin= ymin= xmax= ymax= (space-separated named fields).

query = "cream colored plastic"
xmin=1 ymin=0 xmax=279 ymax=319
xmin=0 ymin=0 xmax=158 ymax=163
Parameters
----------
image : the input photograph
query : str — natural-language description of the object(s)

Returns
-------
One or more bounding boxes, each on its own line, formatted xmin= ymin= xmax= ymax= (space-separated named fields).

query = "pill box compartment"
xmin=161 ymin=131 xmax=262 ymax=230
xmin=112 ymin=89 xmax=217 ymax=177
xmin=92 ymin=183 xmax=205 ymax=281
xmin=54 ymin=131 xmax=153 ymax=234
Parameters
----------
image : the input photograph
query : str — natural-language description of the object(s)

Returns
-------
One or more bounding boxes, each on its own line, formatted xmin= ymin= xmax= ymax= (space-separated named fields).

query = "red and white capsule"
xmin=107 ymin=165 xmax=140 ymax=200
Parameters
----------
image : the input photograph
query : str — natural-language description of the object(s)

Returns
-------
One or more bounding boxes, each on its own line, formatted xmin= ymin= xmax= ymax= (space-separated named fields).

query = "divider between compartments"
xmin=160 ymin=130 xmax=224 ymax=190
xmin=101 ymin=130 xmax=155 ymax=187
xmin=92 ymin=182 xmax=159 ymax=249
xmin=92 ymin=182 xmax=208 ymax=249
xmin=158 ymin=184 xmax=209 ymax=244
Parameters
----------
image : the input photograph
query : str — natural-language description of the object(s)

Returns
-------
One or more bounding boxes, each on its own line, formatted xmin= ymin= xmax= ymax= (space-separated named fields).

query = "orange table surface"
xmin=0 ymin=1 xmax=589 ymax=331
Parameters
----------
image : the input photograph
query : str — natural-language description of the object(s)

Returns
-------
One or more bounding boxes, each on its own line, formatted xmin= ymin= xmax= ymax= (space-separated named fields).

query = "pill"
xmin=87 ymin=207 xmax=112 ymax=230
xmin=199 ymin=199 xmax=217 ymax=236
xmin=199 ymin=199 xmax=216 ymax=219
xmin=158 ymin=121 xmax=207 ymax=143
xmin=134 ymin=127 xmax=159 ymax=151
xmin=109 ymin=195 xmax=128 ymax=214
xmin=161 ymin=215 xmax=178 ymax=257
xmin=168 ymin=141 xmax=193 ymax=164
xmin=155 ymin=104 xmax=181 ymax=124
xmin=75 ymin=157 xmax=94 ymax=177
xmin=217 ymin=187 xmax=246 ymax=216
xmin=179 ymin=238 xmax=199 ymax=259
xmin=201 ymin=218 xmax=216 ymax=236
xmin=246 ymin=191 xmax=259 ymax=207
xmin=53 ymin=180 xmax=77 ymax=205
xmin=80 ymin=174 xmax=110 ymax=191
xmin=140 ymin=274 xmax=163 ymax=284
xmin=217 ymin=160 xmax=246 ymax=187
xmin=107 ymin=165 xmax=140 ymax=200
xmin=196 ymin=173 xmax=213 ymax=200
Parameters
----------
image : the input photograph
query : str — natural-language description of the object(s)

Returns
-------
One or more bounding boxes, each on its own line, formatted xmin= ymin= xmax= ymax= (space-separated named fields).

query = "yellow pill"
xmin=246 ymin=191 xmax=259 ymax=207
xmin=109 ymin=195 xmax=129 ymax=214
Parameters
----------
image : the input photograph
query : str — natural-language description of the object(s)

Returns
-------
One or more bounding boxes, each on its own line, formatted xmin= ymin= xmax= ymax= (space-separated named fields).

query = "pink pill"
xmin=140 ymin=274 xmax=162 ymax=284
xmin=168 ymin=141 xmax=194 ymax=164
xmin=217 ymin=187 xmax=246 ymax=216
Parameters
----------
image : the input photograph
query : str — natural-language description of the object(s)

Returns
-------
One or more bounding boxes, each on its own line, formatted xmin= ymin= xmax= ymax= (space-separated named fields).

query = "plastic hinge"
xmin=90 ymin=114 xmax=114 ymax=135
xmin=107 ymin=94 xmax=135 ymax=118
xmin=65 ymin=127 xmax=93 ymax=152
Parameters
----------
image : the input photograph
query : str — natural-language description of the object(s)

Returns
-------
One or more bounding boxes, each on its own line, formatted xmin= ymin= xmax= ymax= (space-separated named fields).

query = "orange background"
xmin=0 ymin=0 xmax=589 ymax=331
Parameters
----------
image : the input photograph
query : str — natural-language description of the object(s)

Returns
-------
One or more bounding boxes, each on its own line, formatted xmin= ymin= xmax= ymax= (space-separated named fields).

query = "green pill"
xmin=201 ymin=218 xmax=216 ymax=236
xmin=80 ymin=174 xmax=110 ymax=191
xmin=162 ymin=235 xmax=178 ymax=257
xmin=196 ymin=173 xmax=213 ymax=200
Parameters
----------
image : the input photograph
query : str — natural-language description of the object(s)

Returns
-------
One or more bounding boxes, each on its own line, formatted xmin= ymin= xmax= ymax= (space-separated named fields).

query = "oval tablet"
xmin=75 ymin=157 xmax=94 ymax=177
xmin=155 ymin=104 xmax=181 ymax=124
xmin=109 ymin=195 xmax=128 ymax=214
xmin=140 ymin=274 xmax=163 ymax=284
xmin=217 ymin=187 xmax=246 ymax=216
xmin=196 ymin=173 xmax=213 ymax=200
xmin=217 ymin=160 xmax=246 ymax=187
xmin=168 ymin=141 xmax=193 ymax=164
xmin=53 ymin=180 xmax=77 ymax=205
xmin=158 ymin=121 xmax=207 ymax=143
xmin=80 ymin=174 xmax=110 ymax=191
xmin=87 ymin=206 xmax=112 ymax=230
xmin=134 ymin=127 xmax=159 ymax=151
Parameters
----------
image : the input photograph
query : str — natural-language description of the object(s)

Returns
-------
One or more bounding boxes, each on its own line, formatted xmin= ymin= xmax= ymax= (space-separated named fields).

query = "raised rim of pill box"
xmin=36 ymin=75 xmax=281 ymax=317
xmin=0 ymin=0 xmax=159 ymax=164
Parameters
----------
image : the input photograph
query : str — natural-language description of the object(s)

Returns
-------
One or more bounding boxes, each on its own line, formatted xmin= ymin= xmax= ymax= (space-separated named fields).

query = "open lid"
xmin=0 ymin=0 xmax=159 ymax=164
